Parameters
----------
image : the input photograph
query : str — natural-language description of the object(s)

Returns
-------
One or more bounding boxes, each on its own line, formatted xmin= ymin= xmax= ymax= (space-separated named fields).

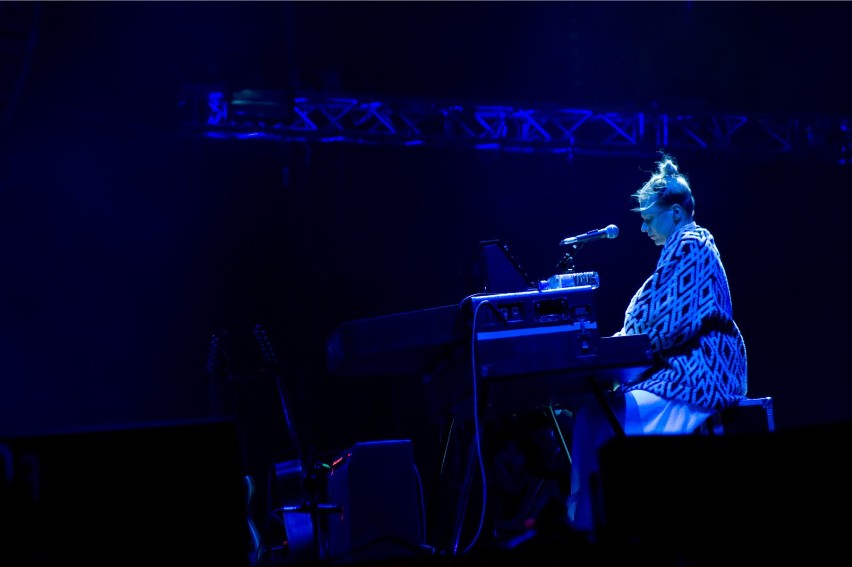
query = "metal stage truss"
xmin=182 ymin=87 xmax=852 ymax=163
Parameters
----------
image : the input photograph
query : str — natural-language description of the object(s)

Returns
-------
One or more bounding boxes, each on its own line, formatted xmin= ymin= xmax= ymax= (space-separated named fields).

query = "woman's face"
xmin=639 ymin=201 xmax=678 ymax=246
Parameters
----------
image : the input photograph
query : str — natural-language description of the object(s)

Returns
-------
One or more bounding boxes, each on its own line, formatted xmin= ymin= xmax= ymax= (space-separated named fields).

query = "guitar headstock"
xmin=253 ymin=323 xmax=281 ymax=373
xmin=205 ymin=333 xmax=220 ymax=376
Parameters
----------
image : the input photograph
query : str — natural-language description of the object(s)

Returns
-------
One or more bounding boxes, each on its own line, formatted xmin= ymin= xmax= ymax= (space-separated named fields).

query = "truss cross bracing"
xmin=182 ymin=88 xmax=852 ymax=163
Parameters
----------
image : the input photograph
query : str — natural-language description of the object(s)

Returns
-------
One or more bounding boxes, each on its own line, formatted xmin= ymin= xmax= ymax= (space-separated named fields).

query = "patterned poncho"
xmin=618 ymin=221 xmax=748 ymax=411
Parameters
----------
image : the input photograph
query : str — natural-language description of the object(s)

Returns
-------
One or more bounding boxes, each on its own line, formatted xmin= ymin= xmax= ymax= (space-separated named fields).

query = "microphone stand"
xmin=555 ymin=250 xmax=575 ymax=274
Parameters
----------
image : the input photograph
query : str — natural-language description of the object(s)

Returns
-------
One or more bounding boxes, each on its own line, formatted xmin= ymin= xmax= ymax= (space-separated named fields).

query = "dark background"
xmin=0 ymin=1 xmax=850 ymax=470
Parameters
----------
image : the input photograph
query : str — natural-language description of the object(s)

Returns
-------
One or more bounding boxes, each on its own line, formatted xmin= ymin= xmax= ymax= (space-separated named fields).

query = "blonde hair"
xmin=631 ymin=152 xmax=695 ymax=218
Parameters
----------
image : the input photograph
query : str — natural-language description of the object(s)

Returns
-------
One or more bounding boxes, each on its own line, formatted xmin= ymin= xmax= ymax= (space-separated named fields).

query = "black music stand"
xmin=475 ymin=239 xmax=533 ymax=294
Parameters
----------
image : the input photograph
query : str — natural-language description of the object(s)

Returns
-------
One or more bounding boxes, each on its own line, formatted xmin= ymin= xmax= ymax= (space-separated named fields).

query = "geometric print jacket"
xmin=618 ymin=222 xmax=748 ymax=411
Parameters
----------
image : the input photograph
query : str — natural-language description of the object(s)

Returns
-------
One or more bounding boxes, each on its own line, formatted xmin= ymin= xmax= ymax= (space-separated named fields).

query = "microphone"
xmin=559 ymin=224 xmax=619 ymax=246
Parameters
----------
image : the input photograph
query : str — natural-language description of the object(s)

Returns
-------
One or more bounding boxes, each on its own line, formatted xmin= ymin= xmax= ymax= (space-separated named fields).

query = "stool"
xmin=699 ymin=396 xmax=775 ymax=435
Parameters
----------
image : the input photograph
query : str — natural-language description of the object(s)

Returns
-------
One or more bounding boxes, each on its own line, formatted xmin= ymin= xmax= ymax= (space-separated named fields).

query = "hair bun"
xmin=659 ymin=156 xmax=678 ymax=177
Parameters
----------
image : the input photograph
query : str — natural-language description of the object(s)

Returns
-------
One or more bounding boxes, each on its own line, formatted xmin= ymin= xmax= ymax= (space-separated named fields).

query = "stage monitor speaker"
xmin=597 ymin=422 xmax=852 ymax=561
xmin=0 ymin=419 xmax=248 ymax=567
xmin=325 ymin=439 xmax=424 ymax=564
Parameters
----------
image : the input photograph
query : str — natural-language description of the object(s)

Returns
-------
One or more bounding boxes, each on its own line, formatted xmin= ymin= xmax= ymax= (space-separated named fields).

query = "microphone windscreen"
xmin=606 ymin=224 xmax=619 ymax=239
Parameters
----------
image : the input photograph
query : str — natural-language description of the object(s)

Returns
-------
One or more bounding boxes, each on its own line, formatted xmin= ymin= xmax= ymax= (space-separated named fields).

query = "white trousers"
xmin=567 ymin=390 xmax=714 ymax=532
